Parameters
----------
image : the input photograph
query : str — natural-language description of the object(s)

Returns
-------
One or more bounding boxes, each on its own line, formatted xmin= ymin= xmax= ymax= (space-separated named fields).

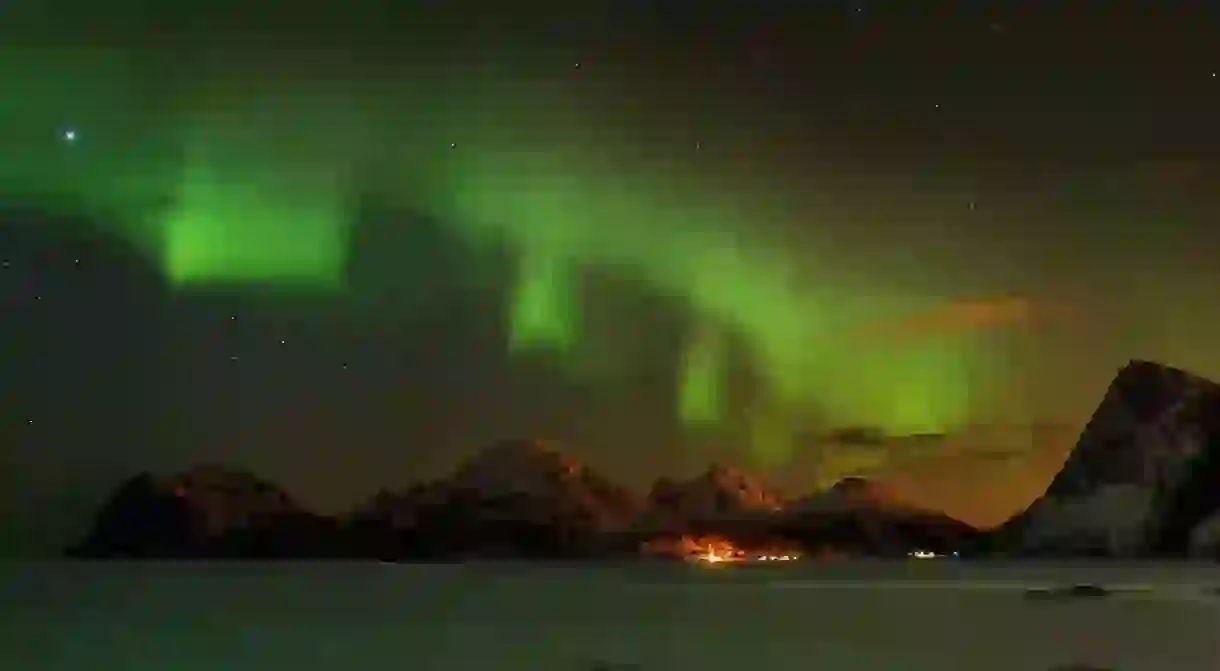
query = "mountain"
xmin=69 ymin=464 xmax=344 ymax=558
xmin=446 ymin=439 xmax=640 ymax=531
xmin=71 ymin=444 xmax=988 ymax=560
xmin=997 ymin=360 xmax=1220 ymax=557
xmin=635 ymin=468 xmax=981 ymax=560
xmin=786 ymin=476 xmax=912 ymax=515
xmin=349 ymin=439 xmax=641 ymax=559
xmin=637 ymin=463 xmax=785 ymax=534
xmin=779 ymin=476 xmax=981 ymax=557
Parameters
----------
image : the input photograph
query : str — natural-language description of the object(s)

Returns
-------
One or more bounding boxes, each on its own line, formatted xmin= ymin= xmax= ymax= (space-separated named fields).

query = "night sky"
xmin=3 ymin=2 xmax=1218 ymax=554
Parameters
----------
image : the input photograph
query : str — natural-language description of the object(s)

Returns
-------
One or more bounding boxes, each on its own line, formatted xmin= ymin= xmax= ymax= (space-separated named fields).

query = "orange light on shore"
xmin=687 ymin=540 xmax=743 ymax=565
xmin=703 ymin=545 xmax=730 ymax=563
xmin=646 ymin=535 xmax=802 ymax=564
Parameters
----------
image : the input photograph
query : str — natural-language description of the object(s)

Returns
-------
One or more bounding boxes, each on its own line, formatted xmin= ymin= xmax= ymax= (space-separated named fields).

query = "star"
xmin=62 ymin=129 xmax=76 ymax=142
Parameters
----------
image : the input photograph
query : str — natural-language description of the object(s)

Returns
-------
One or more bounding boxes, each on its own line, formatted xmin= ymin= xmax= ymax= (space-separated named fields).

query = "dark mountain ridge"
xmin=69 ymin=360 xmax=1220 ymax=561
xmin=994 ymin=360 xmax=1220 ymax=558
xmin=70 ymin=440 xmax=978 ymax=560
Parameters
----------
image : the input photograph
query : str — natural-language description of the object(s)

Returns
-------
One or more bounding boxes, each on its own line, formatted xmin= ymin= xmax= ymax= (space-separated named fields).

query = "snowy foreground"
xmin=2 ymin=561 xmax=1218 ymax=670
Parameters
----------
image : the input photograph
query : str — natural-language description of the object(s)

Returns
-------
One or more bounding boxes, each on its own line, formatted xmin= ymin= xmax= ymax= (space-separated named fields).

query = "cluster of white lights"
xmin=909 ymin=550 xmax=961 ymax=559
xmin=694 ymin=546 xmax=802 ymax=564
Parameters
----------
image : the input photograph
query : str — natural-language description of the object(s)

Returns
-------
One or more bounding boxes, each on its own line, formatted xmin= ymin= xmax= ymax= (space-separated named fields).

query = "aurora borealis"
xmin=3 ymin=1 xmax=1219 ymax=552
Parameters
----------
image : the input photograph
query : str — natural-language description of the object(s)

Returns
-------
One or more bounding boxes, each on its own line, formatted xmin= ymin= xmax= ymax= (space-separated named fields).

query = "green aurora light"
xmin=161 ymin=158 xmax=352 ymax=289
xmin=1 ymin=39 xmax=1023 ymax=471
xmin=678 ymin=325 xmax=726 ymax=426
xmin=508 ymin=251 xmax=579 ymax=356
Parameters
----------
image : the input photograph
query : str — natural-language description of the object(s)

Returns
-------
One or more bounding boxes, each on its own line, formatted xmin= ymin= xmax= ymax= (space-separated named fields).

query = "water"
xmin=2 ymin=561 xmax=1218 ymax=670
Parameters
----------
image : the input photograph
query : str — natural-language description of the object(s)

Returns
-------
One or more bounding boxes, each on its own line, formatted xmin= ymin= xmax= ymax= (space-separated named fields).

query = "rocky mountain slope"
xmin=69 ymin=464 xmax=343 ymax=558
xmin=786 ymin=476 xmax=911 ymax=515
xmin=637 ymin=464 xmax=785 ymax=533
xmin=779 ymin=476 xmax=981 ymax=557
xmin=634 ymin=467 xmax=980 ymax=557
xmin=349 ymin=439 xmax=641 ymax=558
xmin=997 ymin=360 xmax=1220 ymax=557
